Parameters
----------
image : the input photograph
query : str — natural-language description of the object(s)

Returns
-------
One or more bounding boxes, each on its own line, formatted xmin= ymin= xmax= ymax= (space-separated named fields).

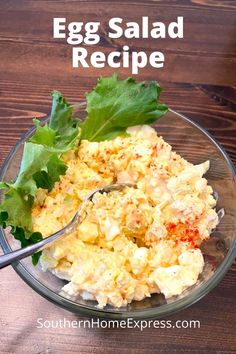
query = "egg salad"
xmin=32 ymin=125 xmax=218 ymax=308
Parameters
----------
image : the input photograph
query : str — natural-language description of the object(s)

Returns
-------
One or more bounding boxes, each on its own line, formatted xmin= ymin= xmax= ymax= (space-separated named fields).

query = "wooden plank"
xmin=0 ymin=1 xmax=236 ymax=353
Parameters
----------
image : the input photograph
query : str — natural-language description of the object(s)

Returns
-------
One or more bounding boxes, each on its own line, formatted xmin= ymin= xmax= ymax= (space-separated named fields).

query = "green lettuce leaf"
xmin=49 ymin=91 xmax=80 ymax=150
xmin=80 ymin=74 xmax=168 ymax=141
xmin=49 ymin=91 xmax=73 ymax=133
xmin=13 ymin=142 xmax=53 ymax=196
xmin=30 ymin=119 xmax=56 ymax=147
xmin=33 ymin=154 xmax=67 ymax=192
xmin=0 ymin=91 xmax=80 ymax=264
xmin=0 ymin=187 xmax=33 ymax=232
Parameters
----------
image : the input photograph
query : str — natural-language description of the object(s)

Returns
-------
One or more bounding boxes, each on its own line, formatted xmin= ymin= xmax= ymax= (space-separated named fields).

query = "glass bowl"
xmin=0 ymin=109 xmax=235 ymax=319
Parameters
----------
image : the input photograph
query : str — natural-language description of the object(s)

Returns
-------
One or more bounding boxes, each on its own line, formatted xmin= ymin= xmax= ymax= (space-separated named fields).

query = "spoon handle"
xmin=0 ymin=224 xmax=73 ymax=269
xmin=0 ymin=240 xmax=46 ymax=269
xmin=0 ymin=183 xmax=134 ymax=269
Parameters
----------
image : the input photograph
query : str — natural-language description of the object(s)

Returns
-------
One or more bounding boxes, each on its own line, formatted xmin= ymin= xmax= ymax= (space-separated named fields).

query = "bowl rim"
xmin=0 ymin=108 xmax=235 ymax=319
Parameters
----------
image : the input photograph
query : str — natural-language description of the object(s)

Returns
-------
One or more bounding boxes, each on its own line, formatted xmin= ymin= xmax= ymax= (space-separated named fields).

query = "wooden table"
xmin=0 ymin=1 xmax=236 ymax=353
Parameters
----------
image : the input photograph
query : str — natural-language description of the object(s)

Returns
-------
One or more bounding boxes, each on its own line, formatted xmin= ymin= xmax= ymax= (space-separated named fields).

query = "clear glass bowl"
xmin=0 ymin=109 xmax=235 ymax=319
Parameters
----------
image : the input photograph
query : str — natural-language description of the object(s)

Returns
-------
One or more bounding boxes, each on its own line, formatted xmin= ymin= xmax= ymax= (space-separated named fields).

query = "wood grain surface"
xmin=0 ymin=1 xmax=236 ymax=353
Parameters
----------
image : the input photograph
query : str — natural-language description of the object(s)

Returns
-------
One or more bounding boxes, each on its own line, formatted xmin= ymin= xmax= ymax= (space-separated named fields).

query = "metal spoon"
xmin=0 ymin=182 xmax=135 ymax=269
